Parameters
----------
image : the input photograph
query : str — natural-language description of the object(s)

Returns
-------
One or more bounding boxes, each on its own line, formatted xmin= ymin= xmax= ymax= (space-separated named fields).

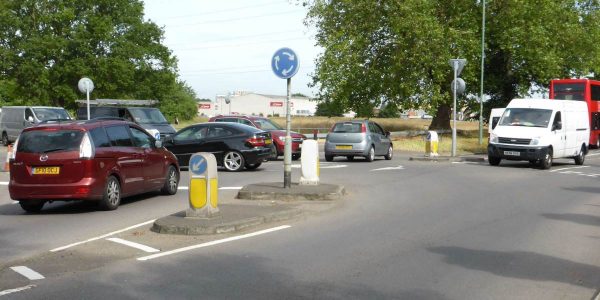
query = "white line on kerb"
xmin=137 ymin=225 xmax=291 ymax=261
xmin=0 ymin=284 xmax=36 ymax=297
xmin=219 ymin=187 xmax=243 ymax=190
xmin=106 ymin=238 xmax=160 ymax=253
xmin=0 ymin=182 xmax=8 ymax=185
xmin=10 ymin=266 xmax=45 ymax=280
xmin=549 ymin=166 xmax=589 ymax=173
xmin=50 ymin=219 xmax=156 ymax=252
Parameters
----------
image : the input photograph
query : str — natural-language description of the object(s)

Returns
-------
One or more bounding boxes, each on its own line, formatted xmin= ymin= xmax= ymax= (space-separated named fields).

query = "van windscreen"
xmin=18 ymin=130 xmax=84 ymax=153
xmin=499 ymin=108 xmax=553 ymax=128
xmin=33 ymin=108 xmax=71 ymax=121
xmin=128 ymin=108 xmax=169 ymax=124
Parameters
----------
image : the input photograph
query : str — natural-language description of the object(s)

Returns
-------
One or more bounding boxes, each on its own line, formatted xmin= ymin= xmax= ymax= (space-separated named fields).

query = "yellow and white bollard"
xmin=186 ymin=153 xmax=219 ymax=218
xmin=299 ymin=139 xmax=319 ymax=185
xmin=425 ymin=131 xmax=439 ymax=157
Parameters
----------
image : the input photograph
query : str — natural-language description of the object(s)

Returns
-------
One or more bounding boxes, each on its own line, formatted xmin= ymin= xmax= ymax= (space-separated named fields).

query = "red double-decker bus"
xmin=549 ymin=78 xmax=600 ymax=148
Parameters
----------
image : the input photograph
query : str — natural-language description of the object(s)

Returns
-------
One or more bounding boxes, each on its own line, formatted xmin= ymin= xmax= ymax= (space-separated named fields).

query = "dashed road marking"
xmin=219 ymin=187 xmax=243 ymax=190
xmin=106 ymin=238 xmax=160 ymax=253
xmin=549 ymin=166 xmax=589 ymax=173
xmin=137 ymin=225 xmax=291 ymax=261
xmin=10 ymin=266 xmax=44 ymax=280
xmin=50 ymin=219 xmax=156 ymax=252
xmin=371 ymin=165 xmax=405 ymax=171
xmin=0 ymin=284 xmax=36 ymax=297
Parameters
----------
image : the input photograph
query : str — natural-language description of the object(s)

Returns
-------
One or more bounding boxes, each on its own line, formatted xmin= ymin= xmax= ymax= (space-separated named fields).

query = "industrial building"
xmin=197 ymin=91 xmax=317 ymax=117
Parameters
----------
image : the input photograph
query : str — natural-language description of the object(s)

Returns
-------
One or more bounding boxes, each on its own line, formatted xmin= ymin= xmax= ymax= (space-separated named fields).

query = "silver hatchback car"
xmin=324 ymin=120 xmax=393 ymax=162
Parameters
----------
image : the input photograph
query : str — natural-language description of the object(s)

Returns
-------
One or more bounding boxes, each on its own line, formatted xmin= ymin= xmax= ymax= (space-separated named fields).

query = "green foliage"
xmin=304 ymin=0 xmax=600 ymax=129
xmin=292 ymin=93 xmax=309 ymax=97
xmin=158 ymin=81 xmax=199 ymax=122
xmin=0 ymin=0 xmax=197 ymax=120
xmin=378 ymin=101 xmax=400 ymax=118
xmin=315 ymin=100 xmax=344 ymax=117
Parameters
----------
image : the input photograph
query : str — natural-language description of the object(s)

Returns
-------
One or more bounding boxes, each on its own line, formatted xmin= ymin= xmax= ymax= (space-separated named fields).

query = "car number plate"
xmin=336 ymin=145 xmax=352 ymax=150
xmin=504 ymin=151 xmax=520 ymax=156
xmin=33 ymin=166 xmax=60 ymax=175
xmin=265 ymin=139 xmax=272 ymax=145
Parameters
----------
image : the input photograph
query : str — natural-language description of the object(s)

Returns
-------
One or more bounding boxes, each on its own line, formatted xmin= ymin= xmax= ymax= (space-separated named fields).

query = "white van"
xmin=488 ymin=108 xmax=505 ymax=139
xmin=488 ymin=99 xmax=589 ymax=169
xmin=0 ymin=106 xmax=72 ymax=146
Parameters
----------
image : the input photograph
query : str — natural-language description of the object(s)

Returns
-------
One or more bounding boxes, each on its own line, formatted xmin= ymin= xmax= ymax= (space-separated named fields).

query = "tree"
xmin=378 ymin=101 xmax=400 ymax=118
xmin=304 ymin=0 xmax=600 ymax=129
xmin=0 ymin=0 xmax=197 ymax=120
xmin=315 ymin=99 xmax=344 ymax=117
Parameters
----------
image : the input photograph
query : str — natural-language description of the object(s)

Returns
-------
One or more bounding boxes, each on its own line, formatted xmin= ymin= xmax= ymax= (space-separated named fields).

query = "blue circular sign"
xmin=271 ymin=47 xmax=299 ymax=79
xmin=189 ymin=155 xmax=207 ymax=176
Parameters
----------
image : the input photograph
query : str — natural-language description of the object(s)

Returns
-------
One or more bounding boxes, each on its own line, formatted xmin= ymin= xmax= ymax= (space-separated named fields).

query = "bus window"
xmin=552 ymin=83 xmax=585 ymax=100
xmin=592 ymin=84 xmax=600 ymax=101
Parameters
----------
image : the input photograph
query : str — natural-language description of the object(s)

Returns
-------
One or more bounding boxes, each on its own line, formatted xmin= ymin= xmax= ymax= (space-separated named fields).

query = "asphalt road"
xmin=2 ymin=148 xmax=600 ymax=299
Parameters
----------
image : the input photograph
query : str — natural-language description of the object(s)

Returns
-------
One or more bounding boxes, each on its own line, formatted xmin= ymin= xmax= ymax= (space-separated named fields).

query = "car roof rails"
xmin=85 ymin=117 xmax=129 ymax=123
xmin=38 ymin=118 xmax=74 ymax=124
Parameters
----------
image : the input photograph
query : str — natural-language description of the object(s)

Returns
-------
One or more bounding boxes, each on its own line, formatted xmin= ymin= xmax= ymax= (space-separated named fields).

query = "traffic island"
xmin=152 ymin=203 xmax=302 ymax=235
xmin=236 ymin=182 xmax=346 ymax=201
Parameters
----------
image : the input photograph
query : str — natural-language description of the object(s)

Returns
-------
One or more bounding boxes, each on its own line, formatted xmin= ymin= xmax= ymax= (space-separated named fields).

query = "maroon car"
xmin=208 ymin=115 xmax=306 ymax=160
xmin=9 ymin=119 xmax=180 ymax=212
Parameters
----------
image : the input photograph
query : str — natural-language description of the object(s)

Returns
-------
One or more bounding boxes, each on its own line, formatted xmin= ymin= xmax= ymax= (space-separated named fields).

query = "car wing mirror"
xmin=385 ymin=131 xmax=391 ymax=137
xmin=154 ymin=140 xmax=163 ymax=148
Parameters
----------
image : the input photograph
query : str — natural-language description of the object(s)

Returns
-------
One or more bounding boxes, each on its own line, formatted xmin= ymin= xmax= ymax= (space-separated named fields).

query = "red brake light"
xmin=246 ymin=136 xmax=266 ymax=147
xmin=361 ymin=123 xmax=366 ymax=133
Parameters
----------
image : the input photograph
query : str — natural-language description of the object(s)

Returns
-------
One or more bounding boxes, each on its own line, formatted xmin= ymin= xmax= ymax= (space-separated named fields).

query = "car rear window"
xmin=332 ymin=122 xmax=362 ymax=133
xmin=17 ymin=130 xmax=84 ymax=153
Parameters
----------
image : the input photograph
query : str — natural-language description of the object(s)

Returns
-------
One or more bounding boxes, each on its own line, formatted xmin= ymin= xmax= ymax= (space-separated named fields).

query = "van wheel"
xmin=19 ymin=200 xmax=45 ymax=213
xmin=2 ymin=133 xmax=8 ymax=146
xmin=99 ymin=176 xmax=121 ymax=210
xmin=488 ymin=156 xmax=501 ymax=166
xmin=325 ymin=154 xmax=334 ymax=162
xmin=161 ymin=165 xmax=179 ymax=195
xmin=574 ymin=145 xmax=586 ymax=165
xmin=346 ymin=155 xmax=354 ymax=161
xmin=539 ymin=149 xmax=553 ymax=170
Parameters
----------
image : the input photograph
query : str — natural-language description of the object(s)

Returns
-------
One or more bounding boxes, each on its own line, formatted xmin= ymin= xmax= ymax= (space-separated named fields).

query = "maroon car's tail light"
xmin=74 ymin=187 xmax=90 ymax=196
xmin=245 ymin=136 xmax=267 ymax=147
xmin=79 ymin=132 xmax=95 ymax=159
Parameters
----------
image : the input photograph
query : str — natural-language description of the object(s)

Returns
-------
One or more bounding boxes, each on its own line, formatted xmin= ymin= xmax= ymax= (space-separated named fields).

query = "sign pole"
xmin=86 ymin=81 xmax=90 ymax=120
xmin=284 ymin=78 xmax=292 ymax=188
xmin=452 ymin=61 xmax=457 ymax=157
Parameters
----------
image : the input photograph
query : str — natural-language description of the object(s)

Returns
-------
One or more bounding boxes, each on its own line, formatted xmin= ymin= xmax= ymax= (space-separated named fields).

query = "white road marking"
xmin=0 ymin=181 xmax=8 ymax=185
xmin=0 ymin=284 xmax=36 ymax=296
xmin=106 ymin=238 xmax=160 ymax=253
xmin=12 ymin=201 xmax=18 ymax=205
xmin=549 ymin=166 xmax=589 ymax=173
xmin=137 ymin=225 xmax=291 ymax=261
xmin=371 ymin=165 xmax=404 ymax=171
xmin=50 ymin=219 xmax=156 ymax=252
xmin=219 ymin=187 xmax=242 ymax=190
xmin=10 ymin=266 xmax=44 ymax=280
xmin=178 ymin=186 xmax=189 ymax=190
xmin=292 ymin=164 xmax=347 ymax=169
xmin=587 ymin=152 xmax=600 ymax=157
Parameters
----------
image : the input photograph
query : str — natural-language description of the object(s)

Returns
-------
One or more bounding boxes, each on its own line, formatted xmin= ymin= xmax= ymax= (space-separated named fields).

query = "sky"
xmin=142 ymin=0 xmax=320 ymax=101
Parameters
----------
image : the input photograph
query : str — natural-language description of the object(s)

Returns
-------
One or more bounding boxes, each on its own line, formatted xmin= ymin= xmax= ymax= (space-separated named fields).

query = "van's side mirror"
xmin=27 ymin=116 xmax=34 ymax=123
xmin=552 ymin=122 xmax=562 ymax=131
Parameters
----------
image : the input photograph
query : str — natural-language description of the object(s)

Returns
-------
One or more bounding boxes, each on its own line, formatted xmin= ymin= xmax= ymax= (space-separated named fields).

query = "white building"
xmin=198 ymin=91 xmax=317 ymax=117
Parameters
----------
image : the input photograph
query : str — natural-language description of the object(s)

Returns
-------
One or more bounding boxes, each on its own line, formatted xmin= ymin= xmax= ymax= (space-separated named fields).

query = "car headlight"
xmin=530 ymin=137 xmax=540 ymax=145
xmin=490 ymin=133 xmax=498 ymax=143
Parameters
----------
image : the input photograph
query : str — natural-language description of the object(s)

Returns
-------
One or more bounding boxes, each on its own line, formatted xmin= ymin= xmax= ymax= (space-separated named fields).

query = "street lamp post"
xmin=479 ymin=0 xmax=486 ymax=145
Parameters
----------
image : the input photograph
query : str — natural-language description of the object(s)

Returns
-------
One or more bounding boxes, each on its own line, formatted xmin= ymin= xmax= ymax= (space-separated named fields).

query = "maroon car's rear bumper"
xmin=9 ymin=177 xmax=104 ymax=201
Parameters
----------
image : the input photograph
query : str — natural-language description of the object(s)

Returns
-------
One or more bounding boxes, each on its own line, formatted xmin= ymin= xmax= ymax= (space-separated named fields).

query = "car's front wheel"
xmin=99 ymin=176 xmax=121 ymax=210
xmin=488 ymin=156 xmax=501 ymax=166
xmin=19 ymin=200 xmax=45 ymax=213
xmin=325 ymin=154 xmax=333 ymax=162
xmin=161 ymin=165 xmax=179 ymax=195
xmin=384 ymin=145 xmax=393 ymax=160
xmin=223 ymin=151 xmax=245 ymax=172
xmin=292 ymin=153 xmax=301 ymax=161
xmin=365 ymin=146 xmax=375 ymax=162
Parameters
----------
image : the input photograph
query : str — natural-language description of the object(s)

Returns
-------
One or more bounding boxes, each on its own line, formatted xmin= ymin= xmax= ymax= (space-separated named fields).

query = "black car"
xmin=163 ymin=122 xmax=272 ymax=171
